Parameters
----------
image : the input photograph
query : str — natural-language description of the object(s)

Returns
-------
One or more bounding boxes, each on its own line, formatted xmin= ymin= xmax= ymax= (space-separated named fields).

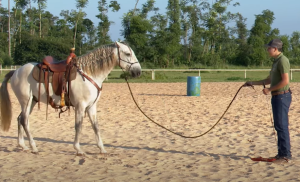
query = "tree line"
xmin=1 ymin=0 xmax=300 ymax=68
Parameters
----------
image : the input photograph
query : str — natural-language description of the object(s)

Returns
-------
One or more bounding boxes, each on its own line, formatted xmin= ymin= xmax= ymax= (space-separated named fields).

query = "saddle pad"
xmin=32 ymin=64 xmax=77 ymax=83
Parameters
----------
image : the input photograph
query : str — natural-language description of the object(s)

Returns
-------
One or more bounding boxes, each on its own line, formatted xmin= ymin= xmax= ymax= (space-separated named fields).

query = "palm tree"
xmin=33 ymin=0 xmax=47 ymax=38
xmin=73 ymin=0 xmax=88 ymax=48
xmin=14 ymin=0 xmax=28 ymax=44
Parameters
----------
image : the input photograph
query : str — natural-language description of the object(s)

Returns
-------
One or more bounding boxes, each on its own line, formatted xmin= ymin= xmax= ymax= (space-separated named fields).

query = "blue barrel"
xmin=187 ymin=76 xmax=201 ymax=96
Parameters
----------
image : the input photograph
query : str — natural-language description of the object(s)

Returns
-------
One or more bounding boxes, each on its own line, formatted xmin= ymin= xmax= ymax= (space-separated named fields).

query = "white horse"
xmin=0 ymin=42 xmax=141 ymax=155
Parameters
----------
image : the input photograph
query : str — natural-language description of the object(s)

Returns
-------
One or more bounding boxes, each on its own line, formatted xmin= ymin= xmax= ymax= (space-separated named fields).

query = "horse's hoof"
xmin=22 ymin=149 xmax=30 ymax=153
xmin=18 ymin=145 xmax=29 ymax=151
xmin=22 ymin=148 xmax=30 ymax=151
xmin=100 ymin=150 xmax=107 ymax=154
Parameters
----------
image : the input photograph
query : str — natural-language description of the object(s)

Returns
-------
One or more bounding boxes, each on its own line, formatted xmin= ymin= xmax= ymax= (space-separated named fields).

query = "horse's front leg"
xmin=74 ymin=106 xmax=85 ymax=156
xmin=87 ymin=105 xmax=107 ymax=154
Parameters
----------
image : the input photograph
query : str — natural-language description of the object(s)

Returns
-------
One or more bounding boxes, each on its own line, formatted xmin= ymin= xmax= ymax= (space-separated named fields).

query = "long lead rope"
xmin=124 ymin=78 xmax=248 ymax=138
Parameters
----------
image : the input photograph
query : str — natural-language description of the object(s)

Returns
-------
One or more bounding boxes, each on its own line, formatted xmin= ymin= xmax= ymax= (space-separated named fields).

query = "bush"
xmin=227 ymin=77 xmax=250 ymax=81
xmin=14 ymin=37 xmax=70 ymax=65
xmin=120 ymin=72 xmax=132 ymax=79
xmin=2 ymin=55 xmax=14 ymax=66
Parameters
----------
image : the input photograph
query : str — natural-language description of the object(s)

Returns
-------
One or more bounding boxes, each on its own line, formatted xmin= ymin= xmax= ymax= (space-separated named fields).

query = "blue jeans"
xmin=271 ymin=92 xmax=292 ymax=158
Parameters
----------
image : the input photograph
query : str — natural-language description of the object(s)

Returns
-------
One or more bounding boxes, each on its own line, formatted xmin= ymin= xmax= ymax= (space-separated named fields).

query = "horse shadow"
xmin=0 ymin=135 xmax=248 ymax=160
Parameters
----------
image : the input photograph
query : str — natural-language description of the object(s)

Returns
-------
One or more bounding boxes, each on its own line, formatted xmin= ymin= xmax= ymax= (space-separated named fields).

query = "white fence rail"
xmin=2 ymin=66 xmax=300 ymax=81
xmin=109 ymin=69 xmax=300 ymax=81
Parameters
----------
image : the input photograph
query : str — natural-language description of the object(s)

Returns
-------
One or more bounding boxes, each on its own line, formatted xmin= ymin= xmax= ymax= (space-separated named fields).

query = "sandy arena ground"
xmin=1 ymin=82 xmax=300 ymax=181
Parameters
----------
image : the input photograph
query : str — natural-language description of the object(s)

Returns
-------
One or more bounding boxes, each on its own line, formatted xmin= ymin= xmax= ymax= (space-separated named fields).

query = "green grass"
xmin=105 ymin=70 xmax=300 ymax=83
xmin=2 ymin=69 xmax=300 ymax=83
xmin=0 ymin=70 xmax=13 ymax=82
xmin=105 ymin=70 xmax=265 ymax=83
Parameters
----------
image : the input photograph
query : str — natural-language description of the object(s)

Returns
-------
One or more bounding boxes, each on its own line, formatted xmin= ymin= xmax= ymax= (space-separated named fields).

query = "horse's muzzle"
xmin=130 ymin=68 xmax=142 ymax=78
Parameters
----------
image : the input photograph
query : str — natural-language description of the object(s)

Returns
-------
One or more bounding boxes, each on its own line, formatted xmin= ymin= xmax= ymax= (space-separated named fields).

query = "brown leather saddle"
xmin=32 ymin=56 xmax=77 ymax=116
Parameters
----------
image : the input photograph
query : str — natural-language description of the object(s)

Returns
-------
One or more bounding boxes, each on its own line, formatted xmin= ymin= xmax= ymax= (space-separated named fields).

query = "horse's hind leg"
xmin=17 ymin=114 xmax=29 ymax=150
xmin=17 ymin=99 xmax=37 ymax=151
xmin=19 ymin=97 xmax=38 ymax=153
xmin=87 ymin=105 xmax=107 ymax=154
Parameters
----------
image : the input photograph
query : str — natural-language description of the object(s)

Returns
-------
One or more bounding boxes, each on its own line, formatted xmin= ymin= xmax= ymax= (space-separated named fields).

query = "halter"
xmin=115 ymin=42 xmax=139 ymax=71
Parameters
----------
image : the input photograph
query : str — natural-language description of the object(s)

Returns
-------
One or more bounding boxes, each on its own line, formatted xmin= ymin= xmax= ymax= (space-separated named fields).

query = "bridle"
xmin=115 ymin=42 xmax=139 ymax=71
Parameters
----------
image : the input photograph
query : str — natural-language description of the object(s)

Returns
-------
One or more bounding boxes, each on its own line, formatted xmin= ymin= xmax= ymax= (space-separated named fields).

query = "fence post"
xmin=152 ymin=70 xmax=155 ymax=80
xmin=198 ymin=70 xmax=201 ymax=77
xmin=0 ymin=64 xmax=2 ymax=74
xmin=244 ymin=70 xmax=246 ymax=79
xmin=291 ymin=70 xmax=293 ymax=81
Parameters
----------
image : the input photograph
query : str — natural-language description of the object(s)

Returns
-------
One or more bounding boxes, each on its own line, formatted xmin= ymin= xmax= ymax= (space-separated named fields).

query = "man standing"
xmin=244 ymin=39 xmax=292 ymax=160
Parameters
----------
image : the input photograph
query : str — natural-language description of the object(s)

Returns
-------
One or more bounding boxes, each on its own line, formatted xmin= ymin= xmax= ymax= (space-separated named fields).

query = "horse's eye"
xmin=125 ymin=53 xmax=131 ymax=56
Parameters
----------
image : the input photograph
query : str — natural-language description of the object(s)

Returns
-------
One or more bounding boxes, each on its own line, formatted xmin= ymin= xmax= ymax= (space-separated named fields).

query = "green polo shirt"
xmin=270 ymin=53 xmax=290 ymax=92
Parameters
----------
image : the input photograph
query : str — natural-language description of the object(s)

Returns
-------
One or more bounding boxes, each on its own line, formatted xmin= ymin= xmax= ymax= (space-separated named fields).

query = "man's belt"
xmin=271 ymin=89 xmax=291 ymax=96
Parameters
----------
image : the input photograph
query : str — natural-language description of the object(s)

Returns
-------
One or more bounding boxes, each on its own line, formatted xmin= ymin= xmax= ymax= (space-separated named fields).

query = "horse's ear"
xmin=115 ymin=41 xmax=119 ymax=47
xmin=120 ymin=40 xmax=129 ymax=46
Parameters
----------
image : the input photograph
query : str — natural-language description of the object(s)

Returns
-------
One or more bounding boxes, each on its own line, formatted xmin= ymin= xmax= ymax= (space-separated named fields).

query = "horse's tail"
xmin=0 ymin=70 xmax=15 ymax=131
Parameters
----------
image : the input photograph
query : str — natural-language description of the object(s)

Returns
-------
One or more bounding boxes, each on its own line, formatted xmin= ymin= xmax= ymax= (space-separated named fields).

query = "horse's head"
xmin=115 ymin=41 xmax=142 ymax=78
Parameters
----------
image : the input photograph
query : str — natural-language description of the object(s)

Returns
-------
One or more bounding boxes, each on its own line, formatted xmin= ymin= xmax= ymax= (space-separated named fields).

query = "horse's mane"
xmin=75 ymin=43 xmax=117 ymax=76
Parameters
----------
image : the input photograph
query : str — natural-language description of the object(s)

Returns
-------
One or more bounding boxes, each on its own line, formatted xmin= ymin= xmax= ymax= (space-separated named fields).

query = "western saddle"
xmin=32 ymin=48 xmax=102 ymax=118
xmin=32 ymin=48 xmax=77 ymax=117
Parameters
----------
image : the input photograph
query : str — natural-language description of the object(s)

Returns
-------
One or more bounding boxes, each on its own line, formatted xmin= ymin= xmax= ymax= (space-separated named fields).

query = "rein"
xmin=115 ymin=42 xmax=246 ymax=138
xmin=124 ymin=77 xmax=249 ymax=138
xmin=74 ymin=63 xmax=102 ymax=109
xmin=114 ymin=42 xmax=275 ymax=139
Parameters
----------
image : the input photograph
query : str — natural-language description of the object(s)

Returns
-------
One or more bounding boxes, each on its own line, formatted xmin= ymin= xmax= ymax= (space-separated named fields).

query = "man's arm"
xmin=244 ymin=75 xmax=271 ymax=86
xmin=253 ymin=75 xmax=271 ymax=86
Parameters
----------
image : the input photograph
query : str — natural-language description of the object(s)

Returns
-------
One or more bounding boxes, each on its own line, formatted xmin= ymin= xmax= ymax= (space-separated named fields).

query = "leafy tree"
xmin=33 ymin=0 xmax=47 ymax=38
xmin=149 ymin=13 xmax=168 ymax=67
xmin=0 ymin=7 xmax=9 ymax=56
xmin=0 ymin=0 xmax=299 ymax=69
xmin=96 ymin=0 xmax=120 ymax=45
xmin=122 ymin=0 xmax=156 ymax=62
xmin=180 ymin=0 xmax=208 ymax=64
xmin=13 ymin=0 xmax=28 ymax=44
xmin=289 ymin=31 xmax=300 ymax=64
xmin=166 ymin=0 xmax=181 ymax=66
xmin=82 ymin=18 xmax=96 ymax=49
xmin=234 ymin=13 xmax=249 ymax=66
xmin=73 ymin=0 xmax=89 ymax=48
xmin=247 ymin=10 xmax=279 ymax=66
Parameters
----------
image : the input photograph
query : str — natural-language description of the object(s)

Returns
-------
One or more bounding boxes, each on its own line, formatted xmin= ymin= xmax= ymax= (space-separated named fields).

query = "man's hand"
xmin=263 ymin=88 xmax=271 ymax=95
xmin=243 ymin=81 xmax=253 ymax=87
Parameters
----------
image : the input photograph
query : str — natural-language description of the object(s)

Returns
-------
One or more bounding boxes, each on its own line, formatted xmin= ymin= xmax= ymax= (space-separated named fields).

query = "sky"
xmin=2 ymin=0 xmax=300 ymax=40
